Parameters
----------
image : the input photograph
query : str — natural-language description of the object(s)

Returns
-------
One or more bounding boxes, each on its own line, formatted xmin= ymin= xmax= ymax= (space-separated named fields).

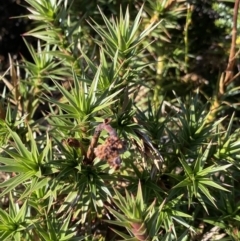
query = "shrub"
xmin=0 ymin=0 xmax=240 ymax=240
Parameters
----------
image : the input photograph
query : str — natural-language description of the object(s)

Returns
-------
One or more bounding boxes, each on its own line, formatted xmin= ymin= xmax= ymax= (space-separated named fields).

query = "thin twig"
xmin=222 ymin=0 xmax=240 ymax=88
xmin=86 ymin=125 xmax=102 ymax=162
xmin=86 ymin=119 xmax=117 ymax=163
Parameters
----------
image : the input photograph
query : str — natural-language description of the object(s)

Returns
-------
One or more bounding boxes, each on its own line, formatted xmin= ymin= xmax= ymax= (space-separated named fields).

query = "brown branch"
xmin=222 ymin=0 xmax=240 ymax=89
xmin=86 ymin=125 xmax=102 ymax=163
xmin=86 ymin=118 xmax=117 ymax=163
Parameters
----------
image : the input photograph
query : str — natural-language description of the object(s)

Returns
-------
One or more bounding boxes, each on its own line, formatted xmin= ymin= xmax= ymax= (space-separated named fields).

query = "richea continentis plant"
xmin=0 ymin=0 xmax=240 ymax=240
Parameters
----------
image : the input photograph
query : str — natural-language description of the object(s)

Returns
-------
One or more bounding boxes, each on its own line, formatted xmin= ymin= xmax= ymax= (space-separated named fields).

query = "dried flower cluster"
xmin=94 ymin=135 xmax=127 ymax=170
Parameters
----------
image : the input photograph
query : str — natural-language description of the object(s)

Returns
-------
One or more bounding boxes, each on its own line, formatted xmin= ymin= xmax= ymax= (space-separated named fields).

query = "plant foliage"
xmin=0 ymin=0 xmax=240 ymax=240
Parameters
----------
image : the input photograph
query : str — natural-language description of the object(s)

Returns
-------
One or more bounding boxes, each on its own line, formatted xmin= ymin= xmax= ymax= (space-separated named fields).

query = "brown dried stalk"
xmin=221 ymin=0 xmax=240 ymax=93
xmin=86 ymin=119 xmax=114 ymax=161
